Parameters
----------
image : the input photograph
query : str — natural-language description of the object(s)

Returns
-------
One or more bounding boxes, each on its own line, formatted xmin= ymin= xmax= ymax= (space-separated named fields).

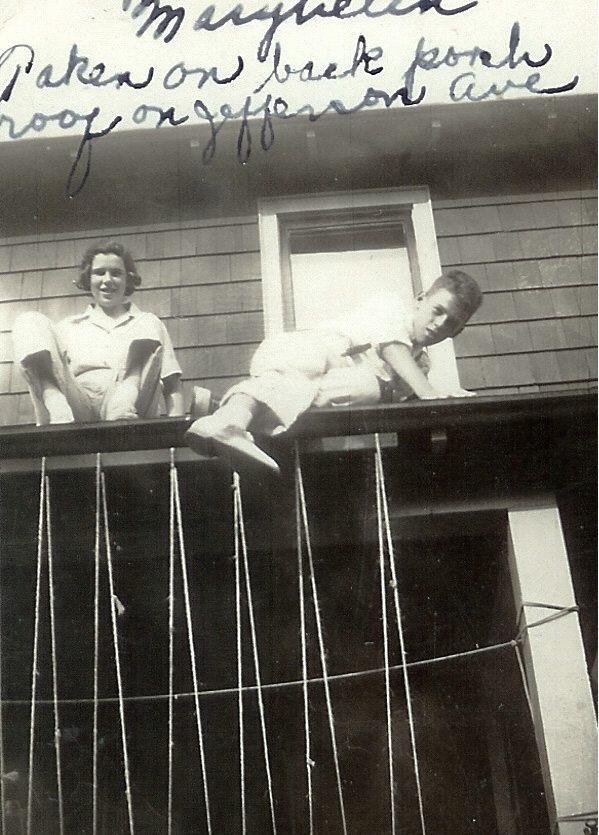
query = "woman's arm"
xmin=380 ymin=342 xmax=475 ymax=399
xmin=163 ymin=375 xmax=185 ymax=416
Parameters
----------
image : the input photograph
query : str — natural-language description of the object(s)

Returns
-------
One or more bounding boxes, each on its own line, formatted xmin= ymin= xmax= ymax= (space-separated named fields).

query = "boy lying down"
xmin=185 ymin=270 xmax=483 ymax=475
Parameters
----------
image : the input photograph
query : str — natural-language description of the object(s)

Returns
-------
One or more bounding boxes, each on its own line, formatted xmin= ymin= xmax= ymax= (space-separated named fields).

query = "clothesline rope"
xmin=168 ymin=450 xmax=176 ymax=835
xmin=92 ymin=454 xmax=102 ymax=835
xmin=295 ymin=446 xmax=349 ymax=835
xmin=27 ymin=457 xmax=46 ymax=835
xmin=295 ymin=459 xmax=314 ymax=835
xmin=8 ymin=450 xmax=587 ymax=835
xmin=375 ymin=434 xmax=427 ymax=835
xmin=2 ymin=609 xmax=578 ymax=708
xmin=513 ymin=642 xmax=536 ymax=721
xmin=233 ymin=472 xmax=278 ymax=835
xmin=555 ymin=811 xmax=599 ymax=821
xmin=554 ymin=813 xmax=599 ymax=835
xmin=516 ymin=604 xmax=579 ymax=643
xmin=233 ymin=473 xmax=247 ymax=835
xmin=171 ymin=452 xmax=213 ymax=835
xmin=45 ymin=477 xmax=66 ymax=835
xmin=101 ymin=471 xmax=136 ymax=835
xmin=375 ymin=443 xmax=397 ymax=835
xmin=0 ymin=467 xmax=6 ymax=835
xmin=513 ymin=601 xmax=581 ymax=727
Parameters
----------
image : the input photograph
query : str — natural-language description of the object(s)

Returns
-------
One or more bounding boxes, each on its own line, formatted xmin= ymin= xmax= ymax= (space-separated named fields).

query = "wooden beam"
xmin=0 ymin=390 xmax=594 ymax=459
xmin=507 ymin=502 xmax=598 ymax=834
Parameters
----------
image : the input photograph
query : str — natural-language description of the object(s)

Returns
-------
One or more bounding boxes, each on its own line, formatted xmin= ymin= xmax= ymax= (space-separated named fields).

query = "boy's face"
xmin=412 ymin=288 xmax=470 ymax=346
xmin=90 ymin=253 xmax=128 ymax=315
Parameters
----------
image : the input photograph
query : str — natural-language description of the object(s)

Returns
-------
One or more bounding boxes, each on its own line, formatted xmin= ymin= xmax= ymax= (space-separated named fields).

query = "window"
xmin=258 ymin=188 xmax=463 ymax=393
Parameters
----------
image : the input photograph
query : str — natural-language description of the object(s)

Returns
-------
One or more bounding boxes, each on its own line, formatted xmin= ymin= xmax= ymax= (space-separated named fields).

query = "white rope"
xmin=294 ymin=450 xmax=348 ymax=835
xmin=92 ymin=454 xmax=102 ymax=835
xmin=100 ymin=472 xmax=135 ymax=835
xmin=375 ymin=452 xmax=396 ymax=835
xmin=5 ymin=635 xmax=555 ymax=708
xmin=45 ymin=477 xmax=65 ymax=835
xmin=167 ymin=450 xmax=176 ymax=835
xmin=294 ymin=457 xmax=314 ymax=835
xmin=374 ymin=435 xmax=427 ymax=835
xmin=27 ymin=457 xmax=46 ymax=835
xmin=513 ymin=642 xmax=536 ymax=721
xmin=233 ymin=474 xmax=246 ymax=835
xmin=171 ymin=457 xmax=213 ymax=834
xmin=233 ymin=473 xmax=278 ymax=835
xmin=0 ymin=472 xmax=7 ymax=835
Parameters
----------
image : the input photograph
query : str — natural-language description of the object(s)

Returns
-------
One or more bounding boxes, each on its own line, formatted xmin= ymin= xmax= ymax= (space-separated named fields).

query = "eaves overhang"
xmin=1 ymin=391 xmax=595 ymax=503
xmin=1 ymin=93 xmax=596 ymax=236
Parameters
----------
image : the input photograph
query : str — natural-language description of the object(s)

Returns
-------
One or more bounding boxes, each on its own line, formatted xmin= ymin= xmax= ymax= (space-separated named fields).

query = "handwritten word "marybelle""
xmin=192 ymin=0 xmax=479 ymax=62
xmin=123 ymin=0 xmax=479 ymax=61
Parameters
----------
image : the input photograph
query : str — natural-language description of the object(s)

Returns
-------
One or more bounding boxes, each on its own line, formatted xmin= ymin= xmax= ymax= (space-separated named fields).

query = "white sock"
xmin=217 ymin=400 xmax=255 ymax=431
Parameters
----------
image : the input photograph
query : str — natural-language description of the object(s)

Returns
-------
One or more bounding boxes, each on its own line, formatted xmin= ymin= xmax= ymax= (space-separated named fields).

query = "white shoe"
xmin=185 ymin=414 xmax=280 ymax=475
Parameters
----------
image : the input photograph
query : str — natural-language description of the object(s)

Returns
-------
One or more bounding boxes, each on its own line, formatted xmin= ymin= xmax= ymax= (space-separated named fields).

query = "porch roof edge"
xmin=0 ymin=389 xmax=595 ymax=460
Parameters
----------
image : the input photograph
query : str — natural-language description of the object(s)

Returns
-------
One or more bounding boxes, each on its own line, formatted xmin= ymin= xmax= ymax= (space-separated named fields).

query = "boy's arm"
xmin=380 ymin=342 xmax=474 ymax=399
xmin=163 ymin=374 xmax=185 ymax=416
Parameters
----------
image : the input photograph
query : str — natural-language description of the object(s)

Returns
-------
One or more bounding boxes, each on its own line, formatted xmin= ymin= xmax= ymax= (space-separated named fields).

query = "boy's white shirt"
xmin=313 ymin=290 xmax=431 ymax=399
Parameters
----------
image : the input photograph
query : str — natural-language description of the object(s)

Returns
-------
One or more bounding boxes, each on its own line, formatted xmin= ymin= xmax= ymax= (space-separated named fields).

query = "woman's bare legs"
xmin=23 ymin=353 xmax=75 ymax=424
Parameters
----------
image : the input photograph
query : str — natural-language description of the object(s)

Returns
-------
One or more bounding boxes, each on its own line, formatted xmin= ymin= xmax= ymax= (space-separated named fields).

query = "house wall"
xmin=0 ymin=187 xmax=596 ymax=426
xmin=0 ymin=218 xmax=263 ymax=425
xmin=435 ymin=190 xmax=598 ymax=395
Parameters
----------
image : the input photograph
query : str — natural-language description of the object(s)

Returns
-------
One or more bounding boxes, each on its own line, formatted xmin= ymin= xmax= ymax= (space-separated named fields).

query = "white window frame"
xmin=258 ymin=187 xmax=462 ymax=392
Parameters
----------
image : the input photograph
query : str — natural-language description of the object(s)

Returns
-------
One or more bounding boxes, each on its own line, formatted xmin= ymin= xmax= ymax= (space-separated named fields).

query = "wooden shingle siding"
xmin=0 ymin=218 xmax=263 ymax=425
xmin=437 ymin=190 xmax=597 ymax=396
xmin=0 ymin=190 xmax=596 ymax=424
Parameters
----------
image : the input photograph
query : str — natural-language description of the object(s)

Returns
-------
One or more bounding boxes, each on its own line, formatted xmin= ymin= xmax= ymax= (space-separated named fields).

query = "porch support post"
xmin=507 ymin=502 xmax=597 ymax=835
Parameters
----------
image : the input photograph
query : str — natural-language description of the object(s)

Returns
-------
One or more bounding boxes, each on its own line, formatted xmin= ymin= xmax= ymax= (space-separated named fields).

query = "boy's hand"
xmin=420 ymin=388 xmax=477 ymax=399
xmin=448 ymin=387 xmax=477 ymax=398
xmin=380 ymin=343 xmax=477 ymax=401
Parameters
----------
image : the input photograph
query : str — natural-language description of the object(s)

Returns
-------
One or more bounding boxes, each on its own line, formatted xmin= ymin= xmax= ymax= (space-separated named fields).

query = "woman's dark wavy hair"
xmin=76 ymin=241 xmax=142 ymax=296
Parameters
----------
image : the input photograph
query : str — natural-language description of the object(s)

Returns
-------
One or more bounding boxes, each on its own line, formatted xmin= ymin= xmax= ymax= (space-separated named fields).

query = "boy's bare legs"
xmin=210 ymin=392 xmax=258 ymax=430
xmin=185 ymin=393 xmax=280 ymax=474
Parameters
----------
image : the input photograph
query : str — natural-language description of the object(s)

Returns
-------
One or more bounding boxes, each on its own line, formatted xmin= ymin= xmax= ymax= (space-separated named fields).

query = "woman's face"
xmin=89 ymin=253 xmax=129 ymax=317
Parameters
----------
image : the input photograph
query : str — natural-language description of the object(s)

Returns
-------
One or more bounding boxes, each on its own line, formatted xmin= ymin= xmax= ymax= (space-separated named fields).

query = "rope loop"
xmin=515 ymin=604 xmax=580 ymax=645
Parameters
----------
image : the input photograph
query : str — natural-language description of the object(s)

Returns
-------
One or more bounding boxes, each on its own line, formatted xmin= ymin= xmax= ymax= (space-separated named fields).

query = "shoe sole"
xmin=185 ymin=426 xmax=280 ymax=475
xmin=214 ymin=437 xmax=280 ymax=476
xmin=184 ymin=427 xmax=216 ymax=458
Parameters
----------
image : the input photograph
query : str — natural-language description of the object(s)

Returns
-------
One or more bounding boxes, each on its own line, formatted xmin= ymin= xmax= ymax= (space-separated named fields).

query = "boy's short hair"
xmin=76 ymin=241 xmax=142 ymax=296
xmin=426 ymin=270 xmax=483 ymax=319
